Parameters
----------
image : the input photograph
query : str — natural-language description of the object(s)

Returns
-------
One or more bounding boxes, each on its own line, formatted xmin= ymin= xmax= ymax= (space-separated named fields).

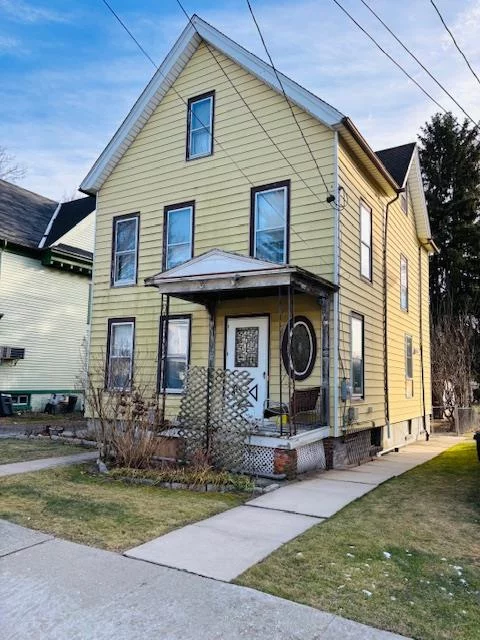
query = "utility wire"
xmin=175 ymin=0 xmax=334 ymax=210
xmin=331 ymin=0 xmax=448 ymax=113
xmin=100 ymin=0 xmax=322 ymax=256
xmin=430 ymin=0 xmax=480 ymax=88
xmin=245 ymin=0 xmax=334 ymax=199
xmin=359 ymin=0 xmax=478 ymax=125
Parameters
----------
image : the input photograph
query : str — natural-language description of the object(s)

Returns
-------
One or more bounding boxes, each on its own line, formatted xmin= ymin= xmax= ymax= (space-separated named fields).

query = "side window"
xmin=360 ymin=201 xmax=372 ymax=280
xmin=351 ymin=313 xmax=364 ymax=399
xmin=164 ymin=203 xmax=194 ymax=270
xmin=158 ymin=316 xmax=191 ymax=393
xmin=405 ymin=334 xmax=414 ymax=398
xmin=400 ymin=255 xmax=409 ymax=310
xmin=107 ymin=319 xmax=135 ymax=390
xmin=186 ymin=92 xmax=214 ymax=160
xmin=251 ymin=181 xmax=290 ymax=264
xmin=112 ymin=215 xmax=139 ymax=286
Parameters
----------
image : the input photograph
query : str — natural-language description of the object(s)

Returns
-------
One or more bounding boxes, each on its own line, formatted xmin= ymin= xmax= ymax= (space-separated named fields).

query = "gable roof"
xmin=0 ymin=178 xmax=95 ymax=253
xmin=0 ymin=179 xmax=57 ymax=248
xmin=375 ymin=142 xmax=416 ymax=188
xmin=80 ymin=14 xmax=345 ymax=195
xmin=43 ymin=196 xmax=96 ymax=246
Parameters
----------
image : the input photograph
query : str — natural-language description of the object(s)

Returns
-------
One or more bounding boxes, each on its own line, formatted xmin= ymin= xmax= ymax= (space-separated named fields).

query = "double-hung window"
xmin=187 ymin=92 xmax=214 ymax=160
xmin=360 ymin=201 xmax=372 ymax=280
xmin=351 ymin=313 xmax=364 ymax=398
xmin=112 ymin=214 xmax=139 ymax=286
xmin=164 ymin=202 xmax=194 ymax=270
xmin=159 ymin=316 xmax=191 ymax=392
xmin=251 ymin=181 xmax=290 ymax=264
xmin=107 ymin=319 xmax=135 ymax=390
xmin=400 ymin=255 xmax=409 ymax=310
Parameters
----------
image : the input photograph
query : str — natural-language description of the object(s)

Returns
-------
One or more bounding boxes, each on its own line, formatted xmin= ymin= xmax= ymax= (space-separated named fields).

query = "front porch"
xmin=146 ymin=250 xmax=337 ymax=477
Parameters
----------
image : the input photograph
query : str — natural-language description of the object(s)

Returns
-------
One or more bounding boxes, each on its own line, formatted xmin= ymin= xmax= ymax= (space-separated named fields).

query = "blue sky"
xmin=1 ymin=0 xmax=480 ymax=200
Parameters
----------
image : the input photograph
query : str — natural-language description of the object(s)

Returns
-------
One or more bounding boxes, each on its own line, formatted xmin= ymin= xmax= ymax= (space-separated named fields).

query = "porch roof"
xmin=145 ymin=249 xmax=337 ymax=303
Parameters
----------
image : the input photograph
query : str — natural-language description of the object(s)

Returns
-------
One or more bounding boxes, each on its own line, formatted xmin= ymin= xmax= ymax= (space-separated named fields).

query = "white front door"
xmin=225 ymin=316 xmax=269 ymax=419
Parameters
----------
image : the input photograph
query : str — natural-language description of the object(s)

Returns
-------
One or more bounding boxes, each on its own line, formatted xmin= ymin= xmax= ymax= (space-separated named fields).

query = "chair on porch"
xmin=263 ymin=386 xmax=322 ymax=434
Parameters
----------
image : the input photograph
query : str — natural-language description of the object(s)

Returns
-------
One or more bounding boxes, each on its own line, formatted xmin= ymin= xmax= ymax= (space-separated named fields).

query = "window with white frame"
xmin=112 ymin=215 xmax=138 ymax=286
xmin=351 ymin=313 xmax=364 ymax=398
xmin=159 ymin=316 xmax=191 ymax=392
xmin=360 ymin=201 xmax=372 ymax=280
xmin=187 ymin=92 xmax=214 ymax=160
xmin=164 ymin=203 xmax=194 ymax=270
xmin=107 ymin=320 xmax=134 ymax=390
xmin=252 ymin=182 xmax=289 ymax=264
xmin=400 ymin=255 xmax=409 ymax=310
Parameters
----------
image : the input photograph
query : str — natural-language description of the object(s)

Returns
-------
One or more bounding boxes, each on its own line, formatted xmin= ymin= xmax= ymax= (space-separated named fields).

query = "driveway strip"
xmin=0 ymin=450 xmax=97 ymax=477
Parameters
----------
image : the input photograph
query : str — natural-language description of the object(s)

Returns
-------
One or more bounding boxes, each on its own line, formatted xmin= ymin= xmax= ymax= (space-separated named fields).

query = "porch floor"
xmin=125 ymin=436 xmax=462 ymax=582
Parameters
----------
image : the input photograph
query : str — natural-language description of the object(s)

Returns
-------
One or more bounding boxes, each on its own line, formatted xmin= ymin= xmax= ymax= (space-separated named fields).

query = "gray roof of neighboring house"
xmin=52 ymin=243 xmax=93 ymax=262
xmin=375 ymin=142 xmax=416 ymax=188
xmin=0 ymin=179 xmax=57 ymax=248
xmin=0 ymin=179 xmax=95 ymax=251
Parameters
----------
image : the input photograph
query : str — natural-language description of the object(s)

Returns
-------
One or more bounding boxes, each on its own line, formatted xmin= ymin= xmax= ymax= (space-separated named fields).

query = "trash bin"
xmin=474 ymin=431 xmax=480 ymax=462
xmin=0 ymin=393 xmax=13 ymax=417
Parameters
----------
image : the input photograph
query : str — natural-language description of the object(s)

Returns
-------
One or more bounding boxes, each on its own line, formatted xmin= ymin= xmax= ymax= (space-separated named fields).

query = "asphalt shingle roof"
xmin=0 ymin=179 xmax=57 ymax=248
xmin=375 ymin=142 xmax=416 ymax=187
xmin=0 ymin=179 xmax=95 ymax=251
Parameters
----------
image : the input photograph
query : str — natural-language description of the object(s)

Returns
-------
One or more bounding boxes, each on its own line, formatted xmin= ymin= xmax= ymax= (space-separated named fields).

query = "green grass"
xmin=0 ymin=464 xmax=245 ymax=551
xmin=237 ymin=441 xmax=480 ymax=640
xmin=0 ymin=438 xmax=88 ymax=464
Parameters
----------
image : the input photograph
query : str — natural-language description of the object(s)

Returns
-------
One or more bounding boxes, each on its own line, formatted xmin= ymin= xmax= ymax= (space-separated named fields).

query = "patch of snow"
xmin=390 ymin=596 xmax=396 ymax=601
xmin=362 ymin=589 xmax=373 ymax=597
xmin=346 ymin=553 xmax=355 ymax=558
xmin=382 ymin=551 xmax=391 ymax=559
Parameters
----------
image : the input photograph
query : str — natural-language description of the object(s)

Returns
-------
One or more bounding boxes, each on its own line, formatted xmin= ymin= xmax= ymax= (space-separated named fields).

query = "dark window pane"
xmin=109 ymin=357 xmax=131 ymax=389
xmin=291 ymin=323 xmax=312 ymax=375
xmin=165 ymin=357 xmax=186 ymax=389
xmin=234 ymin=327 xmax=259 ymax=367
xmin=352 ymin=358 xmax=363 ymax=395
xmin=115 ymin=253 xmax=135 ymax=283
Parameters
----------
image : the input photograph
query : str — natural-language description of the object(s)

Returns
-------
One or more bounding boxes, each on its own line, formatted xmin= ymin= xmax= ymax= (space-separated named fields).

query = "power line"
xmin=245 ymin=0 xmax=334 ymax=199
xmin=175 ymin=0 xmax=333 ymax=211
xmin=359 ymin=0 xmax=478 ymax=126
xmin=99 ymin=0 xmax=323 ymax=257
xmin=430 ymin=0 xmax=480 ymax=88
xmin=330 ymin=0 xmax=448 ymax=113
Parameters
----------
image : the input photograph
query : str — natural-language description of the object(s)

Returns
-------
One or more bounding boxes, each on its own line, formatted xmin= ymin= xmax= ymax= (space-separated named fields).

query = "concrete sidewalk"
xmin=0 ymin=450 xmax=97 ymax=477
xmin=126 ymin=436 xmax=463 ymax=581
xmin=0 ymin=520 xmax=409 ymax=640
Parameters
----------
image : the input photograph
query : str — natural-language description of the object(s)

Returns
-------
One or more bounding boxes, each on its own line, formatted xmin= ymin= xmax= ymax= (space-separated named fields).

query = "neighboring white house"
xmin=0 ymin=179 xmax=96 ymax=412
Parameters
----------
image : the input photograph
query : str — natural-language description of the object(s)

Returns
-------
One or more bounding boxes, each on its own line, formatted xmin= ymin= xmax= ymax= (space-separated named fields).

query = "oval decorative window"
xmin=281 ymin=315 xmax=317 ymax=381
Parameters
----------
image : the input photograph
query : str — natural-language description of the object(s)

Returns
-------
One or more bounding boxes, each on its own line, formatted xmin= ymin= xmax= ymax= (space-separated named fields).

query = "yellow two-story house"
xmin=80 ymin=16 xmax=434 ymax=474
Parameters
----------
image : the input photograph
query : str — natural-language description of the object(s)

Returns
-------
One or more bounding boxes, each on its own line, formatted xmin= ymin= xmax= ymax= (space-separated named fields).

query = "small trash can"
xmin=474 ymin=431 xmax=480 ymax=462
xmin=0 ymin=393 xmax=13 ymax=417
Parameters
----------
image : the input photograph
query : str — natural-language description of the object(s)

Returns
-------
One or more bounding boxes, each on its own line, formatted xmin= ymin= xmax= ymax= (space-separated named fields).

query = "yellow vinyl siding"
xmin=337 ymin=140 xmax=386 ymax=429
xmin=89 ymin=41 xmax=335 ymax=416
xmin=386 ymin=184 xmax=430 ymax=423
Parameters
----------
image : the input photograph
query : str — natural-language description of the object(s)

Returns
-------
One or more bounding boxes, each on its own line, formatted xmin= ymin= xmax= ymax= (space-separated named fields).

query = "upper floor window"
xmin=401 ymin=183 xmax=409 ymax=214
xmin=158 ymin=315 xmax=191 ymax=393
xmin=164 ymin=202 xmax=194 ymax=270
xmin=400 ymin=255 xmax=409 ymax=310
xmin=112 ymin=214 xmax=139 ymax=287
xmin=186 ymin=92 xmax=214 ymax=160
xmin=351 ymin=313 xmax=364 ymax=399
xmin=107 ymin=318 xmax=135 ymax=390
xmin=251 ymin=181 xmax=290 ymax=264
xmin=360 ymin=201 xmax=372 ymax=280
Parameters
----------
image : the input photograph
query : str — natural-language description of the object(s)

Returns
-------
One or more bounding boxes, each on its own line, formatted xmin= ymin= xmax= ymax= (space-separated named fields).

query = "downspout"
xmin=383 ymin=189 xmax=404 ymax=433
xmin=332 ymin=131 xmax=340 ymax=437
xmin=418 ymin=242 xmax=430 ymax=441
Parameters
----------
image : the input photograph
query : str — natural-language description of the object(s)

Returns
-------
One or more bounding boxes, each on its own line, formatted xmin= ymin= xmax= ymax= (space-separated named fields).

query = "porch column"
xmin=206 ymin=300 xmax=216 ymax=370
xmin=320 ymin=294 xmax=330 ymax=427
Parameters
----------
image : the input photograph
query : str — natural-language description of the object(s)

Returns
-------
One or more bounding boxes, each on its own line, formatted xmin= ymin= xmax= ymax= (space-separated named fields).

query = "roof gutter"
xmin=339 ymin=117 xmax=399 ymax=191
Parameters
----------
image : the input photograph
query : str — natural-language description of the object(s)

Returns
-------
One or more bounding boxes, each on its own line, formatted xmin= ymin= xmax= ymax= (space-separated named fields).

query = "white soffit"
xmin=80 ymin=15 xmax=344 ymax=195
xmin=408 ymin=147 xmax=432 ymax=243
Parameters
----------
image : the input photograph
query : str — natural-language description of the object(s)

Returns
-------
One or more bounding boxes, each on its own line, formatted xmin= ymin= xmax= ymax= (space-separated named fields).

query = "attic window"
xmin=187 ymin=92 xmax=214 ymax=160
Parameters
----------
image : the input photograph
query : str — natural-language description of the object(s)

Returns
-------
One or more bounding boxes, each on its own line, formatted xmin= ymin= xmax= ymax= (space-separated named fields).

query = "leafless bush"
xmin=81 ymin=349 xmax=168 ymax=467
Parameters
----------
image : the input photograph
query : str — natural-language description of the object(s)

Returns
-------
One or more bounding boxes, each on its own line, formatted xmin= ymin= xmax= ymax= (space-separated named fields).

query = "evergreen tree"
xmin=418 ymin=113 xmax=480 ymax=318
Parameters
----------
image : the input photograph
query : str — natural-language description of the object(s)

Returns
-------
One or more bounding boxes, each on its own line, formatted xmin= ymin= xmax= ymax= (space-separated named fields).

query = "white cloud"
xmin=0 ymin=0 xmax=70 ymax=24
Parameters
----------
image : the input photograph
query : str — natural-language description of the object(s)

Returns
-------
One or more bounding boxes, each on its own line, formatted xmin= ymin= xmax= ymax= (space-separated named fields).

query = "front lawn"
xmin=0 ymin=464 xmax=245 ymax=551
xmin=0 ymin=438 xmax=88 ymax=464
xmin=238 ymin=441 xmax=480 ymax=640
